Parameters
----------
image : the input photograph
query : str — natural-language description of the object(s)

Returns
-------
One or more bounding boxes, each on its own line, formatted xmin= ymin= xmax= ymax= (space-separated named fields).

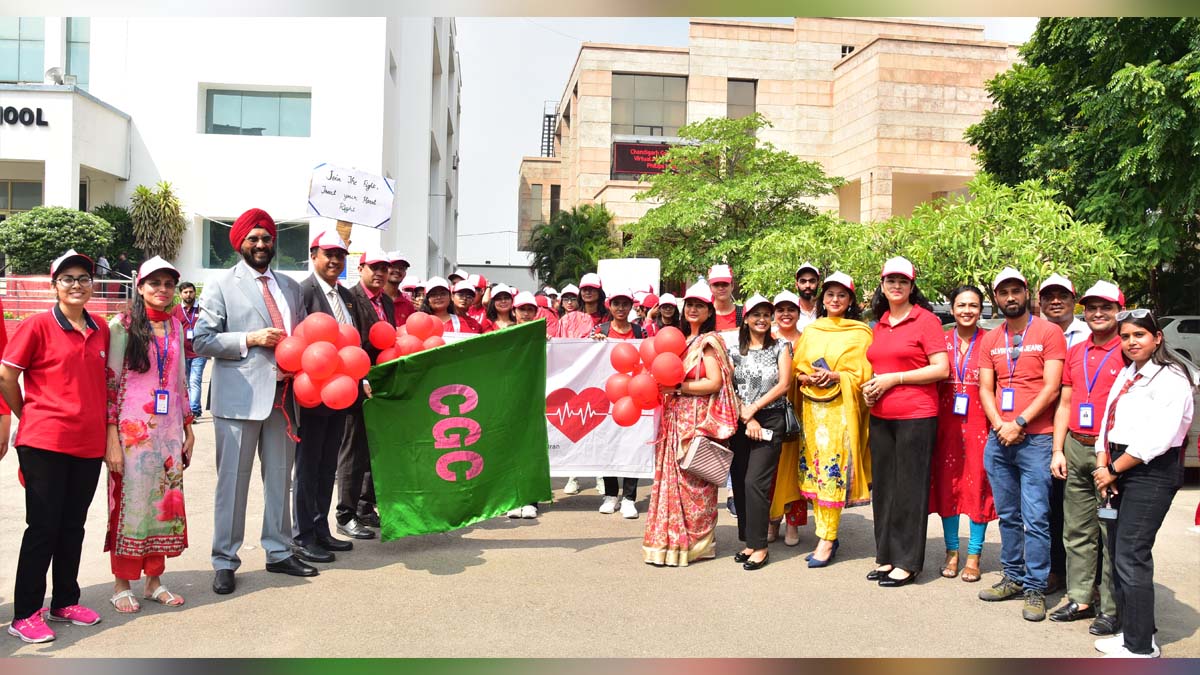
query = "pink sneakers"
xmin=8 ymin=611 xmax=55 ymax=643
xmin=45 ymin=605 xmax=102 ymax=626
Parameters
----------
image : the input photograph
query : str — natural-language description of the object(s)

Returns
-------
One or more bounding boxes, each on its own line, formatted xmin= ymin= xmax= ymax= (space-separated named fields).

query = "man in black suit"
xmin=293 ymin=231 xmax=360 ymax=561
xmin=337 ymin=248 xmax=395 ymax=536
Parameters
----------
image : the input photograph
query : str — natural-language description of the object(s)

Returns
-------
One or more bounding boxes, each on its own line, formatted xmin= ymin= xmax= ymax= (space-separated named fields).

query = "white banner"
xmin=545 ymin=339 xmax=656 ymax=478
xmin=307 ymin=162 xmax=395 ymax=229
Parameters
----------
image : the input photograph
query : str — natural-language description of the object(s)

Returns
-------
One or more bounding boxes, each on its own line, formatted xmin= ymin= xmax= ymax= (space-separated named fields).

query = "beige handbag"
xmin=678 ymin=435 xmax=734 ymax=485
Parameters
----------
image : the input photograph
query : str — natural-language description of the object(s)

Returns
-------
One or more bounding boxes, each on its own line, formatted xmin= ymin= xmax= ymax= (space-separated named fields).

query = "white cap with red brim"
xmin=1038 ymin=273 xmax=1076 ymax=296
xmin=136 ymin=255 xmax=180 ymax=284
xmin=993 ymin=267 xmax=1027 ymax=291
xmin=707 ymin=264 xmax=733 ymax=284
xmin=822 ymin=271 xmax=856 ymax=293
xmin=1079 ymin=281 xmax=1124 ymax=307
xmin=880 ymin=256 xmax=915 ymax=280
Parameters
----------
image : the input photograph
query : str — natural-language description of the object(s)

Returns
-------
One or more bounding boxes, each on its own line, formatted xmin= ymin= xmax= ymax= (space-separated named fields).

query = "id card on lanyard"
xmin=152 ymin=321 xmax=172 ymax=415
xmin=1079 ymin=344 xmax=1117 ymax=429
xmin=184 ymin=306 xmax=197 ymax=341
xmin=952 ymin=330 xmax=978 ymax=416
xmin=1001 ymin=320 xmax=1031 ymax=412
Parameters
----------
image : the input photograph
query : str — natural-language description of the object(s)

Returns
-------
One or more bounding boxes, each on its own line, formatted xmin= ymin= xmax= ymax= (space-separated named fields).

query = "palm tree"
xmin=528 ymin=204 xmax=618 ymax=287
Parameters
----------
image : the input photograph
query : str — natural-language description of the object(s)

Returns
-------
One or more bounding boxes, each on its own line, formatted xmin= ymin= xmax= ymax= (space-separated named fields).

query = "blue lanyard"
xmin=1004 ymin=318 xmax=1032 ymax=386
xmin=152 ymin=320 xmax=171 ymax=388
xmin=954 ymin=329 xmax=979 ymax=393
xmin=1082 ymin=343 xmax=1118 ymax=402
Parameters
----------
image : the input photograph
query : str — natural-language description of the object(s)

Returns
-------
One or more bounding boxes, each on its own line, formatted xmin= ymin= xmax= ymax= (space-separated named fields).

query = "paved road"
xmin=2 ymin=413 xmax=1197 ymax=657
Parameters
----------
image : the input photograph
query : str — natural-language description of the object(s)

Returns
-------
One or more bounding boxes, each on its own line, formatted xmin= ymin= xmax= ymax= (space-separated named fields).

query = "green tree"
xmin=527 ymin=204 xmax=617 ymax=288
xmin=625 ymin=114 xmax=843 ymax=283
xmin=739 ymin=175 xmax=1125 ymax=304
xmin=0 ymin=206 xmax=114 ymax=274
xmin=91 ymin=203 xmax=139 ymax=260
xmin=130 ymin=181 xmax=187 ymax=261
xmin=965 ymin=18 xmax=1200 ymax=310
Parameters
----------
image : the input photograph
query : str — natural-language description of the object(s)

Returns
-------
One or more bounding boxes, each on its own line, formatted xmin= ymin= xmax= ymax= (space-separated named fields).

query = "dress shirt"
xmin=238 ymin=263 xmax=294 ymax=357
xmin=1096 ymin=360 xmax=1194 ymax=461
xmin=361 ymin=282 xmax=387 ymax=321
xmin=1056 ymin=317 xmax=1092 ymax=349
xmin=314 ymin=276 xmax=352 ymax=325
xmin=797 ymin=304 xmax=818 ymax=333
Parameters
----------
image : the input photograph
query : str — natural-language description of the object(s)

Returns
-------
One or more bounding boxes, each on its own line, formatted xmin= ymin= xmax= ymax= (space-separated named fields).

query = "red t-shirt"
xmin=392 ymin=293 xmax=416 ymax=327
xmin=172 ymin=302 xmax=201 ymax=359
xmin=978 ymin=315 xmax=1068 ymax=435
xmin=446 ymin=313 xmax=483 ymax=334
xmin=714 ymin=306 xmax=739 ymax=331
xmin=866 ymin=305 xmax=947 ymax=419
xmin=467 ymin=306 xmax=487 ymax=324
xmin=1061 ymin=334 xmax=1123 ymax=435
xmin=0 ymin=298 xmax=9 ymax=414
xmin=2 ymin=307 xmax=110 ymax=458
xmin=607 ymin=325 xmax=635 ymax=340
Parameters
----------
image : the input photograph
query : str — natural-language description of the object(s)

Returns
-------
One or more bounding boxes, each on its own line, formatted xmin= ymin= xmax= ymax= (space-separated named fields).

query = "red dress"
xmin=929 ymin=328 xmax=997 ymax=523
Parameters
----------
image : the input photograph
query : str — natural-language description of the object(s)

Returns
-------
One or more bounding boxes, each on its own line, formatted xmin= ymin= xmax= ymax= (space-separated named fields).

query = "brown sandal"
xmin=940 ymin=550 xmax=960 ymax=578
xmin=961 ymin=554 xmax=981 ymax=582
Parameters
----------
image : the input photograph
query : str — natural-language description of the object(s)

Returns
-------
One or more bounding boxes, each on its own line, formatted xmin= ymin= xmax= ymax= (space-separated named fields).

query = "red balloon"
xmin=429 ymin=317 xmax=445 ymax=337
xmin=654 ymin=326 xmax=686 ymax=357
xmin=292 ymin=322 xmax=307 ymax=342
xmin=423 ymin=336 xmax=445 ymax=350
xmin=605 ymin=373 xmax=631 ymax=403
xmin=396 ymin=324 xmax=408 ymax=337
xmin=651 ymin=352 xmax=685 ymax=387
xmin=338 ymin=346 xmax=371 ymax=380
xmin=301 ymin=341 xmax=340 ymax=380
xmin=368 ymin=321 xmax=397 ymax=350
xmin=274 ymin=336 xmax=307 ymax=372
xmin=611 ymin=396 xmax=641 ymax=427
xmin=293 ymin=372 xmax=325 ymax=408
xmin=639 ymin=338 xmax=658 ymax=368
xmin=397 ymin=334 xmax=424 ymax=355
xmin=630 ymin=361 xmax=645 ymax=376
xmin=376 ymin=346 xmax=400 ymax=364
xmin=336 ymin=323 xmax=361 ymax=349
xmin=629 ymin=372 xmax=659 ymax=409
xmin=302 ymin=312 xmax=340 ymax=345
xmin=321 ymin=374 xmax=359 ymax=410
xmin=610 ymin=342 xmax=640 ymax=374
xmin=407 ymin=312 xmax=436 ymax=340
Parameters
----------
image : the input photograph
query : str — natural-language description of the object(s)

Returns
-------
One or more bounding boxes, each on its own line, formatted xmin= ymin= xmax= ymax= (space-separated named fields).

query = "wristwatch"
xmin=1015 ymin=415 xmax=1028 ymax=428
xmin=1106 ymin=462 xmax=1120 ymax=476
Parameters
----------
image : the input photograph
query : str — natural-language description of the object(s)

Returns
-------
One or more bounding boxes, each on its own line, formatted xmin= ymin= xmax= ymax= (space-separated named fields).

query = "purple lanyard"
xmin=954 ymin=329 xmax=979 ymax=394
xmin=1082 ymin=345 xmax=1118 ymax=402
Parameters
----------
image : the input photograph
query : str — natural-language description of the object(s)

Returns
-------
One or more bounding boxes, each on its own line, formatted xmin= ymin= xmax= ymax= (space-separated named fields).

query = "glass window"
xmin=11 ymin=182 xmax=42 ymax=210
xmin=663 ymin=77 xmax=686 ymax=102
xmin=66 ymin=18 xmax=90 ymax=90
xmin=204 ymin=89 xmax=312 ymax=137
xmin=0 ymin=41 xmax=17 ymax=82
xmin=526 ymin=184 xmax=544 ymax=225
xmin=0 ymin=18 xmax=18 ymax=40
xmin=18 ymin=17 xmax=43 ymax=40
xmin=204 ymin=218 xmax=308 ymax=270
xmin=611 ymin=99 xmax=634 ymax=127
xmin=611 ymin=73 xmax=686 ymax=140
xmin=17 ymin=40 xmax=42 ymax=82
xmin=0 ymin=181 xmax=9 ymax=209
xmin=550 ymin=184 xmax=561 ymax=219
xmin=1 ymin=18 xmax=44 ymax=83
xmin=1178 ymin=320 xmax=1200 ymax=334
xmin=612 ymin=74 xmax=634 ymax=99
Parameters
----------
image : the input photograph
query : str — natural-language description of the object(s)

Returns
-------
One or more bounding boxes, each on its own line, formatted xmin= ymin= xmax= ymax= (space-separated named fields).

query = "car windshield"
xmin=1158 ymin=317 xmax=1177 ymax=329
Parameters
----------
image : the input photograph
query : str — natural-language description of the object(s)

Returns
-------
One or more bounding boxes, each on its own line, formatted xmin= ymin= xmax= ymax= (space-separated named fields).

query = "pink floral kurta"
xmin=104 ymin=314 xmax=191 ymax=560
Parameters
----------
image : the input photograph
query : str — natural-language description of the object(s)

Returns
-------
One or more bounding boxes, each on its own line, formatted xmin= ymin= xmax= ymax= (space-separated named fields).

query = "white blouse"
xmin=1096 ymin=360 xmax=1194 ymax=462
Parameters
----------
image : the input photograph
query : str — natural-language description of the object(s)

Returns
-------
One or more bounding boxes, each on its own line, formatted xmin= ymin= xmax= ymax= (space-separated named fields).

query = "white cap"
xmin=684 ymin=280 xmax=713 ymax=303
xmin=423 ymin=276 xmax=450 ymax=293
xmin=136 ymin=255 xmax=180 ymax=284
xmin=310 ymin=230 xmax=348 ymax=252
xmin=1038 ymin=273 xmax=1076 ymax=296
xmin=513 ymin=291 xmax=537 ymax=308
xmin=1079 ymin=281 xmax=1124 ymax=307
xmin=633 ymin=291 xmax=649 ymax=303
xmin=579 ymin=273 xmax=602 ymax=289
xmin=707 ymin=264 xmax=733 ymax=284
xmin=607 ymin=288 xmax=634 ymax=302
xmin=401 ymin=276 xmax=421 ymax=291
xmin=491 ymin=283 xmax=515 ymax=298
xmin=659 ymin=293 xmax=677 ymax=306
xmin=387 ymin=250 xmax=409 ymax=265
xmin=560 ymin=283 xmax=581 ymax=296
xmin=880 ymin=256 xmax=915 ymax=280
xmin=452 ymin=279 xmax=476 ymax=294
xmin=773 ymin=290 xmax=801 ymax=308
xmin=795 ymin=261 xmax=820 ymax=278
xmin=743 ymin=293 xmax=772 ymax=315
xmin=359 ymin=248 xmax=389 ymax=266
xmin=450 ymin=268 xmax=470 ymax=280
xmin=51 ymin=249 xmax=94 ymax=277
xmin=822 ymin=271 xmax=856 ymax=293
xmin=542 ymin=286 xmax=558 ymax=296
xmin=992 ymin=267 xmax=1027 ymax=291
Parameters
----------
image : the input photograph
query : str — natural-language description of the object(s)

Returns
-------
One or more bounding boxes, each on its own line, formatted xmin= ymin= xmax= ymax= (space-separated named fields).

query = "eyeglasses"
xmin=1007 ymin=333 xmax=1023 ymax=361
xmin=1116 ymin=308 xmax=1153 ymax=321
xmin=56 ymin=275 xmax=94 ymax=288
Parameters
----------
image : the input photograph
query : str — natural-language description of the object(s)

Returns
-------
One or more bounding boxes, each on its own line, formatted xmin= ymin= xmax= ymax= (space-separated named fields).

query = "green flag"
xmin=363 ymin=321 xmax=551 ymax=540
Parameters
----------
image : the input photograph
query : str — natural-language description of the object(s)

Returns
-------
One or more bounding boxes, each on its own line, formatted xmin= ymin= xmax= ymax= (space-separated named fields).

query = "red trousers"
xmin=111 ymin=553 xmax=165 ymax=581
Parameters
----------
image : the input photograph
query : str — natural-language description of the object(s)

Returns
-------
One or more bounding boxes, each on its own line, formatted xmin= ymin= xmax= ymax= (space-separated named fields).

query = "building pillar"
xmin=861 ymin=168 xmax=893 ymax=222
xmin=43 ymin=154 xmax=80 ymax=209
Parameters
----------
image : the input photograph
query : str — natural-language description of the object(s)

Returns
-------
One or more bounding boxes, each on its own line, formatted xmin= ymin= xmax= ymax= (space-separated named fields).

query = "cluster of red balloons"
xmin=605 ymin=326 xmax=688 ymax=427
xmin=373 ymin=312 xmax=447 ymax=364
xmin=275 ymin=313 xmax=372 ymax=410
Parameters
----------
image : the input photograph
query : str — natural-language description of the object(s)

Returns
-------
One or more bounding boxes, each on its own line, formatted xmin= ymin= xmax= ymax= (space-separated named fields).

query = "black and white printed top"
xmin=731 ymin=340 xmax=792 ymax=410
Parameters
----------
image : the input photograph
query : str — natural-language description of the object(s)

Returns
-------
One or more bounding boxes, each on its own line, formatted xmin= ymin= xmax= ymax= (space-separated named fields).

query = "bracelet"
xmin=1090 ymin=466 xmax=1105 ymax=475
xmin=899 ymin=372 xmax=905 ymax=385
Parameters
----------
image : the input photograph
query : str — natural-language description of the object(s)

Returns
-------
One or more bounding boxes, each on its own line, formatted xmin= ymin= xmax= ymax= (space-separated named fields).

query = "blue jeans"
xmin=186 ymin=356 xmax=207 ymax=415
xmin=984 ymin=431 xmax=1052 ymax=592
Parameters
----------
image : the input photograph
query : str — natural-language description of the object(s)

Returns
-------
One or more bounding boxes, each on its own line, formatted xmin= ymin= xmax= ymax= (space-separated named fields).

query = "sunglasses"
xmin=1007 ymin=333 xmax=1023 ymax=361
xmin=1116 ymin=308 xmax=1153 ymax=322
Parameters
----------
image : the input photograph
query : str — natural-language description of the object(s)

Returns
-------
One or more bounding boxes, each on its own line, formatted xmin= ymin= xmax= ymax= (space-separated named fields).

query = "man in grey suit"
xmin=193 ymin=207 xmax=316 ymax=594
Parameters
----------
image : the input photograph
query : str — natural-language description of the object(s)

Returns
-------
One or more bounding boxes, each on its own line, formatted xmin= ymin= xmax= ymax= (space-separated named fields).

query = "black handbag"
xmin=781 ymin=400 xmax=801 ymax=440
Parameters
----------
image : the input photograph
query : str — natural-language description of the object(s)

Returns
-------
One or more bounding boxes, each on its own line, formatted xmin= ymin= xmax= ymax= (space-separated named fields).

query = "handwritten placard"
xmin=306 ymin=163 xmax=394 ymax=230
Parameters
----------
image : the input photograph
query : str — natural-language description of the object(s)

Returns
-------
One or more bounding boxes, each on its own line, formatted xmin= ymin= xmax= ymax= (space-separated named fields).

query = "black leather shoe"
xmin=743 ymin=555 xmax=769 ymax=571
xmin=265 ymin=555 xmax=319 ymax=577
xmin=1089 ymin=613 xmax=1120 ymax=636
xmin=733 ymin=551 xmax=751 ymax=563
xmin=357 ymin=511 xmax=382 ymax=528
xmin=867 ymin=568 xmax=891 ymax=581
xmin=1049 ymin=600 xmax=1097 ymax=622
xmin=293 ymin=542 xmax=335 ymax=564
xmin=878 ymin=571 xmax=917 ymax=587
xmin=337 ymin=519 xmax=376 ymax=540
xmin=317 ymin=536 xmax=353 ymax=552
xmin=212 ymin=569 xmax=235 ymax=595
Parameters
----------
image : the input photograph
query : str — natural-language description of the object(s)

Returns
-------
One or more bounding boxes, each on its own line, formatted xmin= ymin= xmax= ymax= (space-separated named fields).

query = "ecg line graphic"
xmin=546 ymin=402 xmax=609 ymax=426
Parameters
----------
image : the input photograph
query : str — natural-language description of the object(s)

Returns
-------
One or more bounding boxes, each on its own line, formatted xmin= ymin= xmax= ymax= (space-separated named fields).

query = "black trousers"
xmin=13 ymin=446 xmax=102 ymax=621
xmin=336 ymin=410 xmax=377 ymax=524
xmin=729 ymin=409 xmax=785 ymax=549
xmin=1050 ymin=475 xmax=1067 ymax=577
xmin=1106 ymin=445 xmax=1181 ymax=655
xmin=602 ymin=476 xmax=638 ymax=501
xmin=870 ymin=415 xmax=937 ymax=573
xmin=295 ymin=408 xmax=349 ymax=545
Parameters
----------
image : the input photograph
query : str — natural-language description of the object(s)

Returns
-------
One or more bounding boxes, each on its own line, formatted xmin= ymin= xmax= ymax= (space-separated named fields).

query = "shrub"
xmin=0 ymin=206 xmax=115 ymax=274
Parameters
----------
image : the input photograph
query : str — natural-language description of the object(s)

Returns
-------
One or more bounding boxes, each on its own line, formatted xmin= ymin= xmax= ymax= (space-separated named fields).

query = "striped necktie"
xmin=328 ymin=289 xmax=348 ymax=324
xmin=1102 ymin=373 xmax=1142 ymax=448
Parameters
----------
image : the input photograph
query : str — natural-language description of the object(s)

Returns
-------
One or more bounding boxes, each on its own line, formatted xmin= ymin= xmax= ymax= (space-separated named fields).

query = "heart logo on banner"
xmin=545 ymin=387 xmax=610 ymax=443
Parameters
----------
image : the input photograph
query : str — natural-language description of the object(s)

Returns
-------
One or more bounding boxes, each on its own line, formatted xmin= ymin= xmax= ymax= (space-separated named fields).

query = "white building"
xmin=0 ymin=16 xmax=462 ymax=282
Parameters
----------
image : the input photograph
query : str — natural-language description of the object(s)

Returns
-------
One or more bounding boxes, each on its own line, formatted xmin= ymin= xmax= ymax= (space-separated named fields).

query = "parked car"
xmin=1160 ymin=316 xmax=1200 ymax=363
xmin=1169 ymin=347 xmax=1200 ymax=469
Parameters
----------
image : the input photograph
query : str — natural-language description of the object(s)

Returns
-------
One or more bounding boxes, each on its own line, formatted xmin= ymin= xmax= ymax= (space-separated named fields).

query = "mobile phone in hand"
xmin=813 ymin=357 xmax=830 ymax=370
xmin=760 ymin=428 xmax=774 ymax=441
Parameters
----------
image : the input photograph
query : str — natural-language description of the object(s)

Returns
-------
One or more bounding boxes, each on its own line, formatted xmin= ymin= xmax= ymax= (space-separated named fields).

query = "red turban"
xmin=229 ymin=208 xmax=277 ymax=249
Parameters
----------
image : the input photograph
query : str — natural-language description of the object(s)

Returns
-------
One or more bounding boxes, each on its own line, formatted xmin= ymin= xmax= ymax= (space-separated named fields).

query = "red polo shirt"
xmin=978 ymin=315 xmax=1068 ymax=435
xmin=1061 ymin=333 xmax=1123 ymax=435
xmin=2 ymin=306 xmax=110 ymax=458
xmin=714 ymin=305 xmax=740 ymax=331
xmin=866 ymin=305 xmax=947 ymax=419
xmin=391 ymin=292 xmax=416 ymax=326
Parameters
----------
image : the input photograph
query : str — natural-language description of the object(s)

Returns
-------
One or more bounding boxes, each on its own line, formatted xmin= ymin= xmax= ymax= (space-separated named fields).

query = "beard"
xmin=798 ymin=289 xmax=816 ymax=301
xmin=1001 ymin=302 xmax=1027 ymax=318
xmin=241 ymin=246 xmax=275 ymax=270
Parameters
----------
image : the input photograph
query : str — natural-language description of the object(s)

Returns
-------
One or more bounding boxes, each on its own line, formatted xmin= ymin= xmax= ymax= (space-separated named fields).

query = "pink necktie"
xmin=257 ymin=276 xmax=285 ymax=330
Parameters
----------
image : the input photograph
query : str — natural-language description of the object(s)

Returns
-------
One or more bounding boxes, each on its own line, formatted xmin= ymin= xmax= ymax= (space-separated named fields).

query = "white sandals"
xmin=144 ymin=585 xmax=185 ymax=607
xmin=110 ymin=589 xmax=141 ymax=613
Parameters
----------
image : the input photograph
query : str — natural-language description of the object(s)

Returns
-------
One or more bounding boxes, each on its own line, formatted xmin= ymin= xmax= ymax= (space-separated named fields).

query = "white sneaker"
xmin=620 ymin=498 xmax=638 ymax=519
xmin=521 ymin=504 xmax=538 ymax=519
xmin=563 ymin=477 xmax=580 ymax=494
xmin=1102 ymin=644 xmax=1160 ymax=658
xmin=1096 ymin=634 xmax=1158 ymax=656
xmin=506 ymin=508 xmax=522 ymax=518
xmin=595 ymin=476 xmax=606 ymax=494
xmin=599 ymin=496 xmax=619 ymax=514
